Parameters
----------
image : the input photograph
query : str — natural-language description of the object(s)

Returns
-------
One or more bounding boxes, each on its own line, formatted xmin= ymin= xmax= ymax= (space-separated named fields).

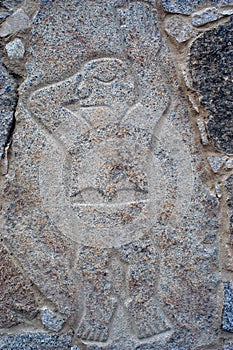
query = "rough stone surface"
xmin=0 ymin=243 xmax=38 ymax=328
xmin=0 ymin=63 xmax=17 ymax=159
xmin=41 ymin=307 xmax=65 ymax=331
xmin=225 ymin=174 xmax=233 ymax=233
xmin=0 ymin=13 xmax=9 ymax=21
xmin=0 ymin=0 xmax=228 ymax=349
xmin=192 ymin=7 xmax=219 ymax=26
xmin=6 ymin=38 xmax=25 ymax=60
xmin=190 ymin=18 xmax=233 ymax=154
xmin=224 ymin=170 xmax=233 ymax=272
xmin=224 ymin=340 xmax=233 ymax=350
xmin=0 ymin=8 xmax=30 ymax=37
xmin=225 ymin=158 xmax=233 ymax=169
xmin=222 ymin=282 xmax=233 ymax=332
xmin=165 ymin=16 xmax=198 ymax=42
xmin=3 ymin=201 xmax=80 ymax=317
xmin=219 ymin=8 xmax=233 ymax=15
xmin=0 ymin=0 xmax=24 ymax=10
xmin=207 ymin=155 xmax=228 ymax=173
xmin=196 ymin=119 xmax=209 ymax=145
xmin=0 ymin=332 xmax=73 ymax=350
xmin=162 ymin=0 xmax=233 ymax=15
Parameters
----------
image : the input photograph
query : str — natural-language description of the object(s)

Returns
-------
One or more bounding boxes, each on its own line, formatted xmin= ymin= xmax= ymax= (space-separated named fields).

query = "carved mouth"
xmin=79 ymin=102 xmax=110 ymax=108
xmin=69 ymin=188 xmax=148 ymax=207
xmin=72 ymin=199 xmax=149 ymax=208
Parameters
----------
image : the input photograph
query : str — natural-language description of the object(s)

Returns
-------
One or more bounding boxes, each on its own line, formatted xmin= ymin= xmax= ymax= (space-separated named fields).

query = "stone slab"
xmin=0 ymin=332 xmax=73 ymax=350
xmin=225 ymin=174 xmax=233 ymax=233
xmin=41 ymin=307 xmax=65 ymax=331
xmin=6 ymin=38 xmax=25 ymax=60
xmin=0 ymin=63 xmax=17 ymax=159
xmin=162 ymin=0 xmax=233 ymax=15
xmin=0 ymin=8 xmax=30 ymax=37
xmin=192 ymin=7 xmax=219 ymax=26
xmin=222 ymin=282 xmax=233 ymax=332
xmin=189 ymin=18 xmax=233 ymax=154
xmin=165 ymin=16 xmax=198 ymax=43
xmin=0 ymin=243 xmax=38 ymax=328
xmin=225 ymin=340 xmax=233 ymax=350
xmin=2 ymin=1 xmax=221 ymax=349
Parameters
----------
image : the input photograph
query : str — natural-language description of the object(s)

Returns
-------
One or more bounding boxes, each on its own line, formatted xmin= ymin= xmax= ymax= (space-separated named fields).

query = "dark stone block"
xmin=189 ymin=18 xmax=233 ymax=154
xmin=222 ymin=282 xmax=233 ymax=332
xmin=0 ymin=63 xmax=17 ymax=158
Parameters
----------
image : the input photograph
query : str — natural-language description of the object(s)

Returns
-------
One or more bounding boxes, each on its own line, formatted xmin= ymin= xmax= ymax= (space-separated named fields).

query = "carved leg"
xmin=121 ymin=237 xmax=170 ymax=339
xmin=77 ymin=246 xmax=117 ymax=342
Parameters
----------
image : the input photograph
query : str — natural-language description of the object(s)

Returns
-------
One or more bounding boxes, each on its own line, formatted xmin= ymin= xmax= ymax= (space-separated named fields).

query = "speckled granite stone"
xmin=165 ymin=16 xmax=197 ymax=43
xmin=162 ymin=0 xmax=233 ymax=15
xmin=223 ymin=174 xmax=233 ymax=272
xmin=0 ymin=62 xmax=17 ymax=158
xmin=224 ymin=340 xmax=233 ymax=350
xmin=0 ymin=243 xmax=38 ymax=328
xmin=191 ymin=7 xmax=219 ymax=26
xmin=225 ymin=174 xmax=233 ymax=232
xmin=2 ymin=1 xmax=221 ymax=349
xmin=222 ymin=282 xmax=233 ymax=332
xmin=6 ymin=38 xmax=25 ymax=60
xmin=189 ymin=18 xmax=233 ymax=154
xmin=0 ymin=8 xmax=30 ymax=37
xmin=0 ymin=332 xmax=73 ymax=350
xmin=41 ymin=307 xmax=65 ymax=331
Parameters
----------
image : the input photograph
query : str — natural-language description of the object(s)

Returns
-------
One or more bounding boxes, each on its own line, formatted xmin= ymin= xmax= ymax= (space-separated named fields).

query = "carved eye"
xmin=94 ymin=70 xmax=116 ymax=83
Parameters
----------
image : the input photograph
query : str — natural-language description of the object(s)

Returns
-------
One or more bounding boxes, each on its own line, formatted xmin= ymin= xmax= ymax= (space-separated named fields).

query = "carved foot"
xmin=77 ymin=318 xmax=109 ymax=342
xmin=77 ymin=297 xmax=117 ymax=342
xmin=125 ymin=298 xmax=170 ymax=339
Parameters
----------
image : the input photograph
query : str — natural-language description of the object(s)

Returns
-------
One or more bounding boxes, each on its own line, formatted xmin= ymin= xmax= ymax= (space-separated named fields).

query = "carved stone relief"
xmin=1 ymin=1 xmax=225 ymax=349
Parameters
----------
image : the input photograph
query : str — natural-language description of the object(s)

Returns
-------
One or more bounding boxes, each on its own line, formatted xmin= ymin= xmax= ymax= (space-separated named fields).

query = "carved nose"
xmin=77 ymin=86 xmax=91 ymax=99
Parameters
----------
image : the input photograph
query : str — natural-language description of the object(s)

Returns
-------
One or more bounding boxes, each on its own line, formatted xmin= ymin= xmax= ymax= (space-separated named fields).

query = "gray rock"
xmin=0 ymin=63 xmax=17 ymax=159
xmin=5 ymin=38 xmax=25 ymax=59
xmin=192 ymin=7 xmax=219 ymax=26
xmin=224 ymin=340 xmax=233 ymax=350
xmin=225 ymin=158 xmax=233 ymax=169
xmin=0 ymin=8 xmax=30 ymax=37
xmin=0 ymin=13 xmax=9 ymax=21
xmin=222 ymin=282 xmax=233 ymax=332
xmin=225 ymin=174 xmax=233 ymax=231
xmin=1 ymin=0 xmax=24 ymax=10
xmin=41 ymin=307 xmax=65 ymax=331
xmin=162 ymin=0 xmax=233 ymax=15
xmin=219 ymin=8 xmax=233 ymax=15
xmin=3 ymin=1 xmax=221 ymax=349
xmin=0 ymin=332 xmax=73 ymax=350
xmin=189 ymin=18 xmax=233 ymax=154
xmin=196 ymin=119 xmax=209 ymax=145
xmin=207 ymin=155 xmax=228 ymax=173
xmin=0 ymin=243 xmax=38 ymax=328
xmin=165 ymin=16 xmax=198 ymax=42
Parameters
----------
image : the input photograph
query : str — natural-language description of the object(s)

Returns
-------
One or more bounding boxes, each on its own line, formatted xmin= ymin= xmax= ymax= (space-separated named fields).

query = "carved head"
xmin=77 ymin=58 xmax=138 ymax=112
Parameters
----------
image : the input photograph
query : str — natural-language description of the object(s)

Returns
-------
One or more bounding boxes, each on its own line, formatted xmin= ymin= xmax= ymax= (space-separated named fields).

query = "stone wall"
xmin=0 ymin=1 xmax=232 ymax=349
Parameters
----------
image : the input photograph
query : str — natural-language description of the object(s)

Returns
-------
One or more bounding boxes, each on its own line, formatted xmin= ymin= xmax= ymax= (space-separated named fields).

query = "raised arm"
xmin=28 ymin=73 xmax=82 ymax=136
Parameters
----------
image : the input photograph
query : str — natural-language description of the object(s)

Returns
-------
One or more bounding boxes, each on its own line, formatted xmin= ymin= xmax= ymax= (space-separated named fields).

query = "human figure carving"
xmin=27 ymin=0 xmax=177 ymax=340
xmin=29 ymin=57 xmax=171 ymax=342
